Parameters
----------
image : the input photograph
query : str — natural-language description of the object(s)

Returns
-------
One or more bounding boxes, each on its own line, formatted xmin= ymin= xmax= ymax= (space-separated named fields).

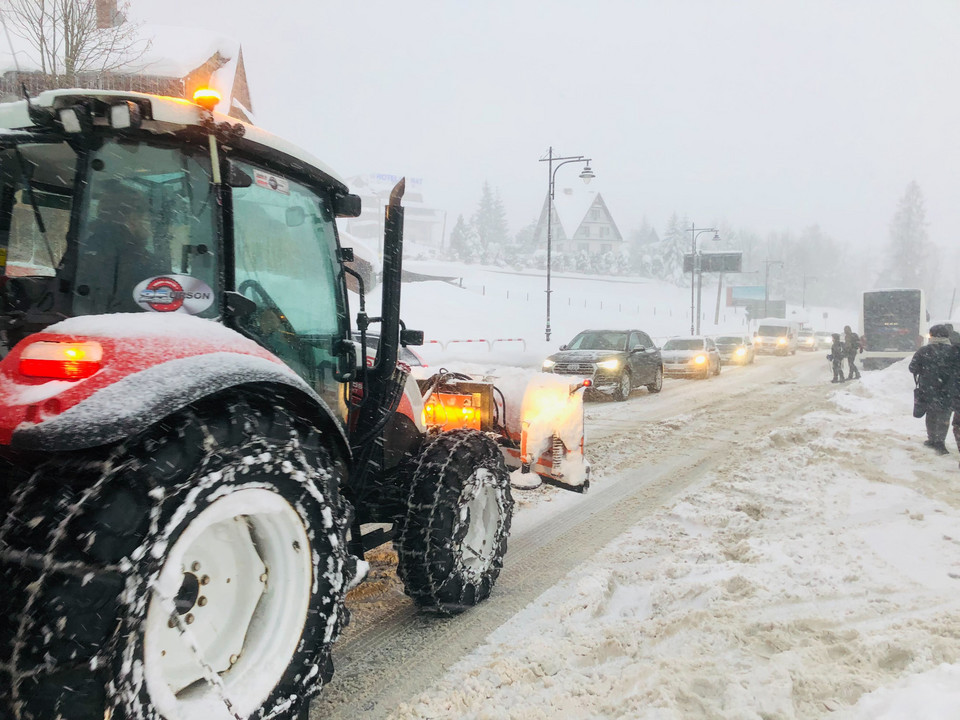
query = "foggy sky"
xmin=129 ymin=0 xmax=959 ymax=254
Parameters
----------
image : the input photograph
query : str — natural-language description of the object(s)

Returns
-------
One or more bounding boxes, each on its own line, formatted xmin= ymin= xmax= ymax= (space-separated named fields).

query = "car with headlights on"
xmin=542 ymin=329 xmax=663 ymax=401
xmin=797 ymin=329 xmax=818 ymax=351
xmin=815 ymin=331 xmax=833 ymax=350
xmin=661 ymin=336 xmax=721 ymax=379
xmin=712 ymin=334 xmax=755 ymax=365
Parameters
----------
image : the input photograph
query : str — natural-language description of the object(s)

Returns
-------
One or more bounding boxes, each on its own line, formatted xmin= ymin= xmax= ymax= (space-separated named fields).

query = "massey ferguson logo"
xmin=133 ymin=275 xmax=215 ymax=315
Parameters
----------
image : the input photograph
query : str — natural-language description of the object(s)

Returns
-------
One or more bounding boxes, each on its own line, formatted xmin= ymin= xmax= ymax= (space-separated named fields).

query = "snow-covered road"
xmin=307 ymin=351 xmax=960 ymax=719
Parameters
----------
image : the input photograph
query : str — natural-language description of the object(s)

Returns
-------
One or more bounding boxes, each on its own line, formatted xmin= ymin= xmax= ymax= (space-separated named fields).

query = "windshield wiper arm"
xmin=12 ymin=146 xmax=57 ymax=269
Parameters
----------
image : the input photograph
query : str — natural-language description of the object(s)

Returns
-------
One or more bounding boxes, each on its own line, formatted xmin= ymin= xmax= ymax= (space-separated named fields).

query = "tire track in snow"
xmin=310 ymin=354 xmax=833 ymax=719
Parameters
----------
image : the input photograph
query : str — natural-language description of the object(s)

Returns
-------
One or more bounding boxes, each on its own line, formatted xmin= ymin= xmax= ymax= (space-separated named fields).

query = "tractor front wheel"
xmin=395 ymin=429 xmax=513 ymax=614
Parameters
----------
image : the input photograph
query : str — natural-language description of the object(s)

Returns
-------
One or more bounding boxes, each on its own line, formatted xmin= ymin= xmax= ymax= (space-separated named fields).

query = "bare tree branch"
xmin=2 ymin=0 xmax=150 ymax=87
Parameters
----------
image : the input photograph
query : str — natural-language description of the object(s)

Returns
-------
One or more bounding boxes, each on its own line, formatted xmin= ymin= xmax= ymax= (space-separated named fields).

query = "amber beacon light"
xmin=192 ymin=88 xmax=221 ymax=112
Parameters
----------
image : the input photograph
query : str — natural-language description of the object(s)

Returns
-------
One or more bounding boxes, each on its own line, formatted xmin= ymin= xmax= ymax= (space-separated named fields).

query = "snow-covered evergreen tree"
xmin=879 ymin=181 xmax=932 ymax=290
xmin=448 ymin=214 xmax=482 ymax=263
xmin=628 ymin=218 xmax=659 ymax=275
xmin=655 ymin=213 xmax=690 ymax=285
xmin=472 ymin=182 xmax=510 ymax=250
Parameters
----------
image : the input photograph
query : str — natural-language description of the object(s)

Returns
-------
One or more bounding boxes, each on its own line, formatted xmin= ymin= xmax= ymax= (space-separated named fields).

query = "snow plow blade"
xmin=416 ymin=371 xmax=590 ymax=493
xmin=501 ymin=374 xmax=591 ymax=493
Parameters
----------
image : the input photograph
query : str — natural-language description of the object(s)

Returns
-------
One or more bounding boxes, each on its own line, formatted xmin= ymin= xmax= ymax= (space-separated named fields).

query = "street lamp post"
xmin=539 ymin=146 xmax=594 ymax=342
xmin=763 ymin=260 xmax=785 ymax=318
xmin=688 ymin=224 xmax=719 ymax=335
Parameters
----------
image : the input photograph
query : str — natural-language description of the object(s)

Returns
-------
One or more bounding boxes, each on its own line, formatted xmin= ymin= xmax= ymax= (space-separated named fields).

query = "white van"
xmin=753 ymin=319 xmax=800 ymax=356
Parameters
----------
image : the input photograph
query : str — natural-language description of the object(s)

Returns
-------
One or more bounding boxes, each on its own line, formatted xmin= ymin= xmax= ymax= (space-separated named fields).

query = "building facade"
xmin=532 ymin=187 xmax=624 ymax=256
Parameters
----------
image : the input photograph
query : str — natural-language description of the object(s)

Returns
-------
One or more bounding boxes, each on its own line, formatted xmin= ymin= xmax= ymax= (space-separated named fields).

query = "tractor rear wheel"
xmin=0 ymin=394 xmax=354 ymax=720
xmin=395 ymin=429 xmax=513 ymax=615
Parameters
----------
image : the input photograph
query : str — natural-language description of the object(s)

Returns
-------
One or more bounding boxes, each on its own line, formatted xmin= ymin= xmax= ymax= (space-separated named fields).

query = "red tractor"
xmin=0 ymin=89 xmax=587 ymax=720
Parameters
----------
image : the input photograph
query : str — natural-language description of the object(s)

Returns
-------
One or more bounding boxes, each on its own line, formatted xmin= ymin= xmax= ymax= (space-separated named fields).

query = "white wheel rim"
xmin=460 ymin=468 xmax=501 ymax=578
xmin=143 ymin=488 xmax=313 ymax=720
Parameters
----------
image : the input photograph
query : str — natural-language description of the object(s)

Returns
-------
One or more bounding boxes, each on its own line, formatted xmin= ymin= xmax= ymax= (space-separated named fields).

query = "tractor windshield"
xmin=1 ymin=136 xmax=217 ymax=325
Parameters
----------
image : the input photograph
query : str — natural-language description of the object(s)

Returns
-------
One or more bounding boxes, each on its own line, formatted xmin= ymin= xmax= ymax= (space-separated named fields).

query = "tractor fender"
xmin=10 ymin=351 xmax=349 ymax=456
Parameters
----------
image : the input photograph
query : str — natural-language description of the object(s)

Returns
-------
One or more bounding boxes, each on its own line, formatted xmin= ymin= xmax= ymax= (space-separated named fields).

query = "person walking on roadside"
xmin=843 ymin=325 xmax=862 ymax=380
xmin=908 ymin=323 xmax=955 ymax=455
xmin=947 ymin=328 xmax=960 ymax=467
xmin=829 ymin=333 xmax=845 ymax=383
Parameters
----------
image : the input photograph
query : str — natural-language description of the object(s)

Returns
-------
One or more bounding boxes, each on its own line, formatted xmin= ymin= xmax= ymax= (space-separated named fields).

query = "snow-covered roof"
xmin=0 ymin=23 xmax=244 ymax=117
xmin=551 ymin=186 xmax=599 ymax=236
xmin=125 ymin=24 xmax=236 ymax=78
xmin=0 ymin=89 xmax=346 ymax=187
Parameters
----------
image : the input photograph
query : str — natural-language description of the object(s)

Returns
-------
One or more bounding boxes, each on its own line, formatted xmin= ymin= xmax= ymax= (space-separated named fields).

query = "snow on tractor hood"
xmin=0 ymin=314 xmax=343 ymax=451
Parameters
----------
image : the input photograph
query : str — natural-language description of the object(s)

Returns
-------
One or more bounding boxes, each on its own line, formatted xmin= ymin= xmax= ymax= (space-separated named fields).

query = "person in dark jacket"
xmin=829 ymin=333 xmax=845 ymax=383
xmin=843 ymin=325 xmax=862 ymax=380
xmin=908 ymin=323 xmax=956 ymax=455
xmin=948 ymin=328 xmax=960 ymax=466
xmin=81 ymin=181 xmax=162 ymax=312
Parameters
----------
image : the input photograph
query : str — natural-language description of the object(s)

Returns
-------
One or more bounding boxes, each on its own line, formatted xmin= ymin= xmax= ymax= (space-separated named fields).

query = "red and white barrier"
xmin=422 ymin=338 xmax=527 ymax=351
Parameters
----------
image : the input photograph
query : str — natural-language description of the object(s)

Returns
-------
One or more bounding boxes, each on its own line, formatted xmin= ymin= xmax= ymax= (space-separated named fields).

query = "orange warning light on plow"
xmin=422 ymin=392 xmax=483 ymax=431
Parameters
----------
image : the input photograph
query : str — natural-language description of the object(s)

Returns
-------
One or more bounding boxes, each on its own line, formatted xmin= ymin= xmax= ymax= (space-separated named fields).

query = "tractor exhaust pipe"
xmin=368 ymin=178 xmax=404 ymax=381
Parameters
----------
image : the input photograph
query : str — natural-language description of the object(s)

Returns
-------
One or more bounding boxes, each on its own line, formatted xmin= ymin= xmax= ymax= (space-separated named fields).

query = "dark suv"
xmin=542 ymin=329 xmax=663 ymax=401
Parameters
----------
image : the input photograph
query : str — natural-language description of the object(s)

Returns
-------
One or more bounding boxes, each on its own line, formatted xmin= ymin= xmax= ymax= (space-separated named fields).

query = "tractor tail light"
xmin=19 ymin=341 xmax=104 ymax=380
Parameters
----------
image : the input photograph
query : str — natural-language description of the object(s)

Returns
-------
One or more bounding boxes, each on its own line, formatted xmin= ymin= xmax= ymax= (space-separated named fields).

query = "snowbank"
xmin=390 ymin=360 xmax=960 ymax=719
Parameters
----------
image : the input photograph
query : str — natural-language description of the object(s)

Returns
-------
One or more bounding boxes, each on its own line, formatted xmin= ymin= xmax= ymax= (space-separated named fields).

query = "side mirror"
xmin=334 ymin=193 xmax=362 ymax=218
xmin=400 ymin=328 xmax=424 ymax=347
xmin=559 ymin=344 xmax=568 ymax=351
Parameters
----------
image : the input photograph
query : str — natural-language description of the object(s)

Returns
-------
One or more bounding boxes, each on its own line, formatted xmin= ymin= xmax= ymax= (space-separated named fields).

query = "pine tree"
xmin=448 ymin=214 xmax=481 ymax=263
xmin=629 ymin=217 xmax=659 ymax=275
xmin=655 ymin=213 xmax=690 ymax=285
xmin=879 ymin=181 xmax=932 ymax=290
xmin=514 ymin=220 xmax=538 ymax=253
xmin=472 ymin=182 xmax=510 ymax=250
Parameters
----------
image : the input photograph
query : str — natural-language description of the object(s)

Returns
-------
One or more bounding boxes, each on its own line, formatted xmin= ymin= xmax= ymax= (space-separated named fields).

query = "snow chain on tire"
xmin=394 ymin=428 xmax=513 ymax=615
xmin=0 ymin=392 xmax=356 ymax=720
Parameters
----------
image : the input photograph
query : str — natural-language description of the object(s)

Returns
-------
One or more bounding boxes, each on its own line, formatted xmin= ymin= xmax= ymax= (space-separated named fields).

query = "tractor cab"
xmin=0 ymin=90 xmax=360 ymax=410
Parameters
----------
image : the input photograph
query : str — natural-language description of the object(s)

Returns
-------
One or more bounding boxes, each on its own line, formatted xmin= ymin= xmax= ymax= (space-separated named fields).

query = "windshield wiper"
xmin=12 ymin=146 xmax=57 ymax=269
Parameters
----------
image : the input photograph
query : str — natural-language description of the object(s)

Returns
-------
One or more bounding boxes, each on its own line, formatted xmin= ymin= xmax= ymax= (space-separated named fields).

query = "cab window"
xmin=1 ymin=142 xmax=75 ymax=278
xmin=231 ymin=163 xmax=345 ymax=404
xmin=74 ymin=140 xmax=218 ymax=316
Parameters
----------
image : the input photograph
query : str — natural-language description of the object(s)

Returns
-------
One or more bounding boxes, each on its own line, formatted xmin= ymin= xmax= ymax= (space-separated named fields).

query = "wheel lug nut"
xmin=197 ymin=596 xmax=208 ymax=607
xmin=229 ymin=654 xmax=239 ymax=665
xmin=185 ymin=613 xmax=195 ymax=625
xmin=167 ymin=617 xmax=177 ymax=629
xmin=200 ymin=575 xmax=211 ymax=585
xmin=259 ymin=573 xmax=268 ymax=583
xmin=191 ymin=561 xmax=201 ymax=572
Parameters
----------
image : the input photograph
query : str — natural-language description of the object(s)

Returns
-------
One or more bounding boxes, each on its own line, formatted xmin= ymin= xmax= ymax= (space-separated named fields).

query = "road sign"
xmin=683 ymin=251 xmax=743 ymax=274
xmin=727 ymin=285 xmax=765 ymax=306
xmin=699 ymin=252 xmax=742 ymax=273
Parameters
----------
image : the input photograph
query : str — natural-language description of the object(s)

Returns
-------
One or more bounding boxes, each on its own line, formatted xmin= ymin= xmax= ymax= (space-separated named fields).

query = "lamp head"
xmin=579 ymin=164 xmax=595 ymax=184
